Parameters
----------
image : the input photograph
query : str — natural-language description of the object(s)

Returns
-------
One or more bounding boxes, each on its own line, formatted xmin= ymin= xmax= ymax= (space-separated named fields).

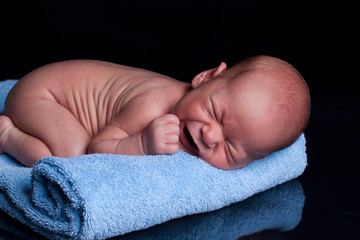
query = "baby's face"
xmin=172 ymin=75 xmax=276 ymax=170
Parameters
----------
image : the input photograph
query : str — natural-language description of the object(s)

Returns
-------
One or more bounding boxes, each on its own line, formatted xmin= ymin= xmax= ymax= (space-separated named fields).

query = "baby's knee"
xmin=50 ymin=135 xmax=90 ymax=158
xmin=59 ymin=146 xmax=88 ymax=158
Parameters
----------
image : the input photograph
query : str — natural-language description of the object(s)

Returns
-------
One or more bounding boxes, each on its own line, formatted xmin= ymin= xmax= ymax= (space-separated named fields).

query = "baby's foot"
xmin=0 ymin=115 xmax=14 ymax=154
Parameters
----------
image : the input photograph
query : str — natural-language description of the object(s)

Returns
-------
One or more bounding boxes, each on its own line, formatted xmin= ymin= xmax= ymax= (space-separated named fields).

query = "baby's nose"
xmin=201 ymin=124 xmax=224 ymax=148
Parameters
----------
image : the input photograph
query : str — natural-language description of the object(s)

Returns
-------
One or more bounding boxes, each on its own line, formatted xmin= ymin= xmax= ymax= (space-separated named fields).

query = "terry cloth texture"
xmin=0 ymin=80 xmax=307 ymax=239
xmin=0 ymin=180 xmax=304 ymax=240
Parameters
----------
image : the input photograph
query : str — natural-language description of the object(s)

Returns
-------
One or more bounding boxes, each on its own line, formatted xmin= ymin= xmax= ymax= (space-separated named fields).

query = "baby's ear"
xmin=191 ymin=62 xmax=227 ymax=88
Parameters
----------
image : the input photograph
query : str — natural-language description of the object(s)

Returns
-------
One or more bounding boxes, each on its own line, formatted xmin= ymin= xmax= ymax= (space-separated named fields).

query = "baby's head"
xmin=172 ymin=55 xmax=310 ymax=170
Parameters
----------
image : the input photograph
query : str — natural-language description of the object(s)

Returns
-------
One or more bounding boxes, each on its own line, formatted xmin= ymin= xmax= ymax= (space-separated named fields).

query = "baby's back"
xmin=6 ymin=60 xmax=184 ymax=136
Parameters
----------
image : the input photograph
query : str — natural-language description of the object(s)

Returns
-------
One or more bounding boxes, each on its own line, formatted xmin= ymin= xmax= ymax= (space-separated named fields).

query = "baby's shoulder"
xmin=143 ymin=78 xmax=188 ymax=103
xmin=119 ymin=77 xmax=187 ymax=114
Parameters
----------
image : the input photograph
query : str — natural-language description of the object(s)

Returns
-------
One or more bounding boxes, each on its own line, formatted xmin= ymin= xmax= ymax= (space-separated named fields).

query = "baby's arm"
xmin=88 ymin=114 xmax=180 ymax=156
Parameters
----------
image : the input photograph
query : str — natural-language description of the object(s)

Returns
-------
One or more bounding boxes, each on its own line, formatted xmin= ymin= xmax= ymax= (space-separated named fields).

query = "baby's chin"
xmin=177 ymin=141 xmax=219 ymax=167
xmin=179 ymin=149 xmax=237 ymax=170
xmin=178 ymin=143 xmax=200 ymax=158
xmin=178 ymin=139 xmax=256 ymax=170
xmin=177 ymin=143 xmax=234 ymax=170
xmin=206 ymin=154 xmax=259 ymax=170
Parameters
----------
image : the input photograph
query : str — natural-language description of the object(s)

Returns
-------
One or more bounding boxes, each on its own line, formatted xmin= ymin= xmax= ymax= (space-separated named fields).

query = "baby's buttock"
xmin=8 ymin=67 xmax=123 ymax=137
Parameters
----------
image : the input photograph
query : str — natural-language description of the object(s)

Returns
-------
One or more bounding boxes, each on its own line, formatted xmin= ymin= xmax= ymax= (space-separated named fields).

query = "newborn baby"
xmin=0 ymin=55 xmax=310 ymax=169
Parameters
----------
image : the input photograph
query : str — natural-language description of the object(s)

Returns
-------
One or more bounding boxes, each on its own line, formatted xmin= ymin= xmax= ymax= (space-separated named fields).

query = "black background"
xmin=1 ymin=0 xmax=358 ymax=97
xmin=1 ymin=0 xmax=359 ymax=239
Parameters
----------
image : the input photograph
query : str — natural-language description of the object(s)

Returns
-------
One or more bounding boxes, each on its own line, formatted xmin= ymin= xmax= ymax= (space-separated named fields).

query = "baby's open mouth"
xmin=181 ymin=124 xmax=199 ymax=153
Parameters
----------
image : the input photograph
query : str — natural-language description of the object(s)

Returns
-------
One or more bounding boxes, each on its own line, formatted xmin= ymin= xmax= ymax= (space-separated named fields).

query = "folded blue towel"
xmin=0 ymin=80 xmax=307 ymax=239
xmin=0 ymin=180 xmax=304 ymax=240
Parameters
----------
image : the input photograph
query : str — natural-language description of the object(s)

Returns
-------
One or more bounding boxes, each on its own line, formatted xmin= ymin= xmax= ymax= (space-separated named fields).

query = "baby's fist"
xmin=142 ymin=114 xmax=180 ymax=155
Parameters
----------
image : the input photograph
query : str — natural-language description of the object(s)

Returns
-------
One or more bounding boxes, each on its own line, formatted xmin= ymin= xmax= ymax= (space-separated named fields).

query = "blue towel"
xmin=0 ymin=180 xmax=304 ymax=240
xmin=0 ymin=80 xmax=307 ymax=239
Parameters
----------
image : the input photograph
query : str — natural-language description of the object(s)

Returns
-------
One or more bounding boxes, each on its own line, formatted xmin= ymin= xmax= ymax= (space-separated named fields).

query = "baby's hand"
xmin=142 ymin=114 xmax=180 ymax=155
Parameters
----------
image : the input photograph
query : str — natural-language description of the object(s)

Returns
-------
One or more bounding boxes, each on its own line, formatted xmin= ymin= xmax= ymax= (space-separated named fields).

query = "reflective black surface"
xmin=285 ymin=96 xmax=360 ymax=240
xmin=291 ymin=96 xmax=360 ymax=239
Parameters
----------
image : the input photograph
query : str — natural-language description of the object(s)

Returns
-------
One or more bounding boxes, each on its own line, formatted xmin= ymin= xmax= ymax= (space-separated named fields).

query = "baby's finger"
xmin=165 ymin=132 xmax=180 ymax=144
xmin=164 ymin=123 xmax=180 ymax=135
xmin=161 ymin=114 xmax=180 ymax=125
xmin=164 ymin=143 xmax=179 ymax=154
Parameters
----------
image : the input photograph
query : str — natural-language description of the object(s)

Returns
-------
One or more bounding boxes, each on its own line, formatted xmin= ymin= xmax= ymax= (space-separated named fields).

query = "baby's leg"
xmin=0 ymin=115 xmax=51 ymax=166
xmin=1 ymin=97 xmax=91 ymax=167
